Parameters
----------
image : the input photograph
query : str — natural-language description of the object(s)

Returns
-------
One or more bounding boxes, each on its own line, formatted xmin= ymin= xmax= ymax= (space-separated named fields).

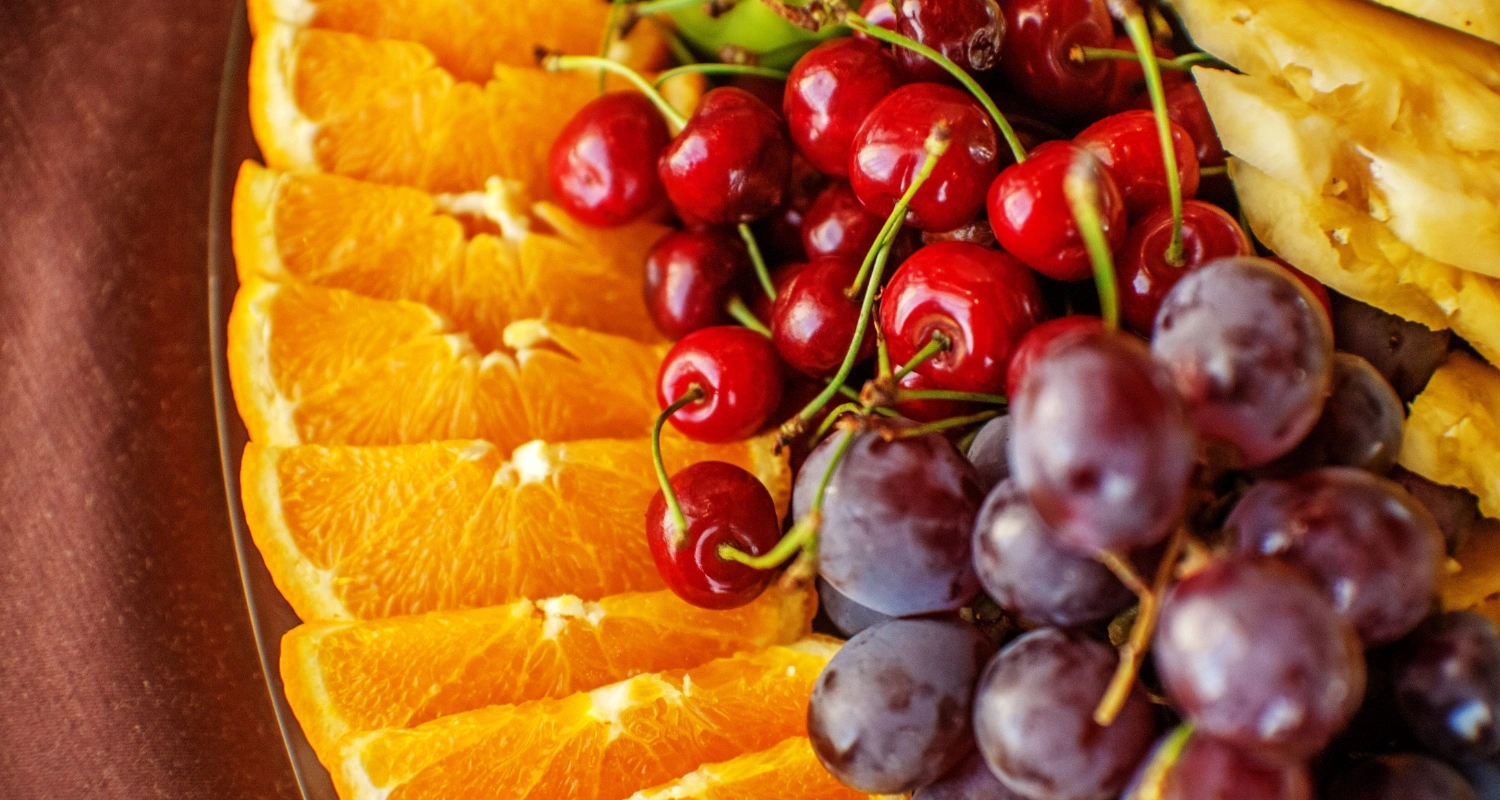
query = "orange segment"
xmin=247 ymin=0 xmax=669 ymax=83
xmin=331 ymin=639 xmax=841 ymax=800
xmin=280 ymin=586 xmax=815 ymax=762
xmin=628 ymin=738 xmax=874 ymax=800
xmin=241 ymin=435 xmax=791 ymax=621
xmin=232 ymin=162 xmax=668 ymax=348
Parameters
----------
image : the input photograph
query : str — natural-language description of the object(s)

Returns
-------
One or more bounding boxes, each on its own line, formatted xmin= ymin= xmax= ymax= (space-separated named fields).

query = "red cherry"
xmin=771 ymin=257 xmax=876 ymax=377
xmin=881 ymin=242 xmax=1046 ymax=394
xmin=987 ymin=140 xmax=1127 ymax=281
xmin=657 ymin=326 xmax=785 ymax=442
xmin=998 ymin=0 xmax=1115 ymax=119
xmin=659 ymin=87 xmax=793 ymax=226
xmin=549 ymin=92 xmax=670 ymax=227
xmin=856 ymin=0 xmax=900 ymax=42
xmin=784 ymin=38 xmax=905 ymax=177
xmin=801 ymin=181 xmax=885 ymax=262
xmin=751 ymin=261 xmax=809 ymax=329
xmin=1005 ymin=314 xmax=1106 ymax=398
xmin=754 ymin=155 xmax=827 ymax=263
xmin=643 ymin=229 xmax=752 ymax=340
xmin=849 ymin=83 xmax=1001 ymax=233
xmin=1270 ymin=256 xmax=1334 ymax=323
xmin=1075 ymin=110 xmax=1201 ymax=219
xmin=892 ymin=369 xmax=982 ymax=422
xmin=1100 ymin=35 xmax=1188 ymax=115
xmin=1116 ymin=200 xmax=1253 ymax=335
xmin=893 ymin=0 xmax=1006 ymax=83
xmin=1140 ymin=82 xmax=1225 ymax=168
xmin=647 ymin=461 xmax=782 ymax=609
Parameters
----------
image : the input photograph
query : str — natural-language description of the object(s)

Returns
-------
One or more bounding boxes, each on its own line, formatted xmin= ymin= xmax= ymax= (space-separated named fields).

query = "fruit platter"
xmin=223 ymin=0 xmax=1500 ymax=796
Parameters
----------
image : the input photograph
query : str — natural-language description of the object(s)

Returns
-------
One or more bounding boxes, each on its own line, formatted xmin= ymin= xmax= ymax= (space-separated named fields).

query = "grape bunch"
xmin=544 ymin=0 xmax=1494 ymax=796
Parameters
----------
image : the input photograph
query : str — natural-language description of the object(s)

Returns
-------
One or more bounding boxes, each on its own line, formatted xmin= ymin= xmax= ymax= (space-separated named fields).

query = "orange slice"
xmin=331 ymin=639 xmax=840 ymax=800
xmin=246 ymin=0 xmax=669 ymax=83
xmin=227 ymin=279 xmax=670 ymax=448
xmin=628 ymin=738 xmax=874 ymax=800
xmin=281 ymin=585 xmax=815 ymax=762
xmin=232 ymin=162 xmax=667 ymax=348
xmin=241 ymin=435 xmax=791 ymax=620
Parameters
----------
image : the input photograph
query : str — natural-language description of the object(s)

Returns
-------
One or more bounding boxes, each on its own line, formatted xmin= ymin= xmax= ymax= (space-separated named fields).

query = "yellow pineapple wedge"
xmin=1401 ymin=352 xmax=1500 ymax=519
xmin=1359 ymin=0 xmax=1500 ymax=45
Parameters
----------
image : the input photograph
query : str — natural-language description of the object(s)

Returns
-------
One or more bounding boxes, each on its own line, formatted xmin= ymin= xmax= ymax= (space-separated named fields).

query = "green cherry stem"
xmin=1124 ymin=723 xmax=1195 ymax=800
xmin=816 ymin=401 xmax=866 ymax=439
xmin=739 ymin=223 xmax=777 ymax=301
xmin=892 ymin=331 xmax=951 ymax=380
xmin=627 ymin=0 xmax=736 ymax=18
xmin=598 ymin=0 xmax=629 ymax=93
xmin=653 ymin=63 xmax=789 ymax=88
xmin=1070 ymin=46 xmax=1224 ymax=72
xmin=847 ymin=125 xmax=953 ymax=298
xmin=1113 ymin=0 xmax=1184 ymax=266
xmin=876 ymin=326 xmax=894 ymax=379
xmin=725 ymin=295 xmax=772 ymax=337
xmin=719 ymin=428 xmax=856 ymax=569
xmin=895 ymin=389 xmax=1008 ymax=405
xmin=651 ymin=384 xmax=707 ymax=545
xmin=542 ymin=53 xmax=689 ymax=132
xmin=1064 ymin=155 xmax=1121 ymax=330
xmin=1199 ymin=164 xmax=1228 ymax=177
xmin=892 ymin=409 xmax=1000 ymax=438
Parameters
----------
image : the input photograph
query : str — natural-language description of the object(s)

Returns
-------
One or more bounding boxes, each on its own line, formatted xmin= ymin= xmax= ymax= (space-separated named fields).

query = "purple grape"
xmin=808 ymin=617 xmax=994 ymax=794
xmin=1457 ymin=756 xmax=1500 ymax=800
xmin=971 ymin=480 xmax=1135 ymax=628
xmin=1152 ymin=256 xmax=1334 ymax=468
xmin=795 ymin=429 xmax=985 ymax=617
xmin=1125 ymin=731 xmax=1313 ymax=800
xmin=1009 ymin=328 xmax=1196 ymax=555
xmin=1330 ymin=754 xmax=1479 ymax=800
xmin=1391 ymin=466 xmax=1481 ymax=555
xmin=1332 ymin=293 xmax=1451 ymax=401
xmin=1226 ymin=467 xmax=1445 ymax=646
xmin=965 ymin=414 xmax=1012 ymax=491
xmin=1393 ymin=612 xmax=1500 ymax=761
xmin=914 ymin=750 xmax=1025 ymax=800
xmin=817 ymin=576 xmax=892 ymax=637
xmin=1262 ymin=353 xmax=1405 ymax=477
xmin=973 ymin=628 xmax=1158 ymax=800
xmin=1153 ymin=557 xmax=1366 ymax=763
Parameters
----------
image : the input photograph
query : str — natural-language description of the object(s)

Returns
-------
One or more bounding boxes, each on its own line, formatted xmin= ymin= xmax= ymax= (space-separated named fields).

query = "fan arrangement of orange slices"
xmin=229 ymin=2 xmax=873 ymax=797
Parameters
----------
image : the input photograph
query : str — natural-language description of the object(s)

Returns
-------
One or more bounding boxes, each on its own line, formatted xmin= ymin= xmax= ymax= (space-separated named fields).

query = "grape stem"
xmin=719 ymin=428 xmax=857 ymax=569
xmin=1063 ymin=155 xmax=1121 ymax=330
xmin=739 ymin=223 xmax=777 ymax=301
xmin=541 ymin=53 xmax=689 ymax=132
xmin=652 ymin=63 xmax=789 ymax=88
xmin=1069 ymin=46 xmax=1225 ymax=72
xmin=1124 ymin=723 xmax=1194 ymax=799
xmin=725 ymin=295 xmax=772 ymax=337
xmin=1112 ymin=0 xmax=1184 ymax=266
xmin=1094 ymin=524 xmax=1187 ymax=726
xmin=651 ymin=384 xmax=707 ymax=546
xmin=892 ymin=331 xmax=951 ymax=380
xmin=1199 ymin=164 xmax=1227 ymax=177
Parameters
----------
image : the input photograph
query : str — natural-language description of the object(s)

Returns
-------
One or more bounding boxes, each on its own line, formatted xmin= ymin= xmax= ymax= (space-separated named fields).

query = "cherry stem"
xmin=895 ymin=389 xmax=1008 ymax=405
xmin=1064 ymin=155 xmax=1121 ymax=330
xmin=1070 ymin=46 xmax=1223 ymax=72
xmin=725 ymin=295 xmax=772 ymax=337
xmin=599 ymin=0 xmax=629 ymax=94
xmin=1113 ymin=0 xmax=1184 ymax=266
xmin=1094 ymin=524 xmax=1186 ymax=726
xmin=816 ymin=401 xmax=865 ymax=439
xmin=1124 ymin=723 xmax=1194 ymax=799
xmin=653 ymin=63 xmax=789 ymax=87
xmin=876 ymin=327 xmax=893 ymax=379
xmin=738 ymin=223 xmax=777 ymax=301
xmin=848 ymin=125 xmax=952 ymax=298
xmin=892 ymin=331 xmax=951 ymax=380
xmin=651 ymin=384 xmax=707 ymax=545
xmin=627 ymin=0 xmax=737 ymax=18
xmin=890 ymin=409 xmax=1000 ymax=438
xmin=719 ymin=428 xmax=857 ymax=569
xmin=542 ymin=53 xmax=689 ymax=132
xmin=1199 ymin=164 xmax=1227 ymax=177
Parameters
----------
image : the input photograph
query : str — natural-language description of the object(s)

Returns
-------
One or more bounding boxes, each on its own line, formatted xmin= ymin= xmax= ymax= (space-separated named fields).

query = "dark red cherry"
xmin=754 ymin=154 xmax=827 ymax=263
xmin=751 ymin=261 xmax=808 ymax=329
xmin=891 ymin=369 xmax=984 ymax=422
xmin=802 ymin=181 xmax=885 ymax=262
xmin=659 ymin=87 xmax=793 ymax=226
xmin=849 ymin=83 xmax=1000 ymax=233
xmin=657 ymin=326 xmax=785 ymax=442
xmin=987 ymin=140 xmax=1127 ymax=281
xmin=1270 ymin=257 xmax=1334 ymax=323
xmin=998 ymin=0 xmax=1115 ymax=118
xmin=783 ymin=37 xmax=905 ymax=177
xmin=893 ymin=0 xmax=1006 ymax=83
xmin=881 ymin=241 xmax=1045 ymax=394
xmin=1005 ymin=314 xmax=1106 ymax=397
xmin=1144 ymin=82 xmax=1225 ymax=168
xmin=646 ymin=461 xmax=782 ymax=609
xmin=856 ymin=0 xmax=900 ymax=42
xmin=549 ymin=92 xmax=671 ymax=227
xmin=1075 ymin=110 xmax=1201 ymax=219
xmin=1100 ymin=35 xmax=1188 ymax=115
xmin=1117 ymin=200 xmax=1252 ymax=335
xmin=771 ymin=257 xmax=876 ymax=377
xmin=643 ymin=228 xmax=753 ymax=340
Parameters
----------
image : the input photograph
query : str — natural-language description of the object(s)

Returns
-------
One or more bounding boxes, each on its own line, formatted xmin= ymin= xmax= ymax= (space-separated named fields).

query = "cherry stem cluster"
xmin=1064 ymin=156 xmax=1121 ymax=330
xmin=541 ymin=53 xmax=689 ymax=132
xmin=653 ymin=63 xmax=789 ymax=88
xmin=719 ymin=428 xmax=858 ymax=569
xmin=1071 ymin=46 xmax=1223 ymax=73
xmin=1094 ymin=524 xmax=1187 ymax=726
xmin=651 ymin=384 xmax=707 ymax=545
xmin=1112 ymin=0 xmax=1184 ymax=265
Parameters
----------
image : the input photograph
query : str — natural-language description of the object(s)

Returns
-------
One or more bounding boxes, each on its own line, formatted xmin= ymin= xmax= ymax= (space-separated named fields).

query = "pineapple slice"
xmin=1401 ymin=352 xmax=1500 ymax=519
xmin=1364 ymin=0 xmax=1500 ymax=46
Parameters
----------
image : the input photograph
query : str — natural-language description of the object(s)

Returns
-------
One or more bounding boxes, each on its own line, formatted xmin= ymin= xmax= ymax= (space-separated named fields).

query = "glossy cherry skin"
xmin=643 ymin=229 xmax=753 ymax=340
xmin=1075 ymin=110 xmax=1201 ymax=219
xmin=1141 ymin=82 xmax=1226 ymax=169
xmin=893 ymin=0 xmax=1006 ymax=83
xmin=998 ymin=0 xmax=1115 ymax=118
xmin=881 ymin=242 xmax=1046 ymax=395
xmin=549 ymin=92 xmax=671 ymax=227
xmin=771 ymin=257 xmax=876 ymax=377
xmin=850 ymin=83 xmax=1000 ymax=233
xmin=659 ymin=87 xmax=793 ymax=226
xmin=802 ymin=181 xmax=886 ymax=262
xmin=751 ymin=261 xmax=808 ymax=328
xmin=657 ymin=326 xmax=785 ymax=442
xmin=754 ymin=154 xmax=827 ymax=263
xmin=987 ymin=140 xmax=1127 ymax=281
xmin=856 ymin=0 xmax=900 ymax=42
xmin=1100 ymin=34 xmax=1187 ymax=115
xmin=1004 ymin=314 xmax=1106 ymax=398
xmin=646 ymin=461 xmax=782 ymax=609
xmin=784 ymin=38 xmax=905 ymax=177
xmin=1117 ymin=200 xmax=1253 ymax=335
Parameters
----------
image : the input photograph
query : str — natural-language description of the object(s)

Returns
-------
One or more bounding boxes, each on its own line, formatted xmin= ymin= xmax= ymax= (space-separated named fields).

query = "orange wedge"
xmin=281 ymin=585 xmax=815 ymax=762
xmin=628 ymin=738 xmax=874 ymax=800
xmin=232 ymin=162 xmax=667 ymax=348
xmin=241 ymin=435 xmax=791 ymax=620
xmin=330 ymin=639 xmax=840 ymax=800
xmin=227 ymin=279 xmax=670 ymax=448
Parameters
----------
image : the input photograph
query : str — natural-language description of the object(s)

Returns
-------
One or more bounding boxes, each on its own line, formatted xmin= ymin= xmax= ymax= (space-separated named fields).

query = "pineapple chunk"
xmin=1401 ymin=352 xmax=1500 ymax=519
xmin=1232 ymin=160 xmax=1500 ymax=366
xmin=1365 ymin=0 xmax=1500 ymax=45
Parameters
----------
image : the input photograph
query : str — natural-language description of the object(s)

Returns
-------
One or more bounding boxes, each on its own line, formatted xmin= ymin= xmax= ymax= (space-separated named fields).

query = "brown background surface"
xmin=0 ymin=0 xmax=299 ymax=796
